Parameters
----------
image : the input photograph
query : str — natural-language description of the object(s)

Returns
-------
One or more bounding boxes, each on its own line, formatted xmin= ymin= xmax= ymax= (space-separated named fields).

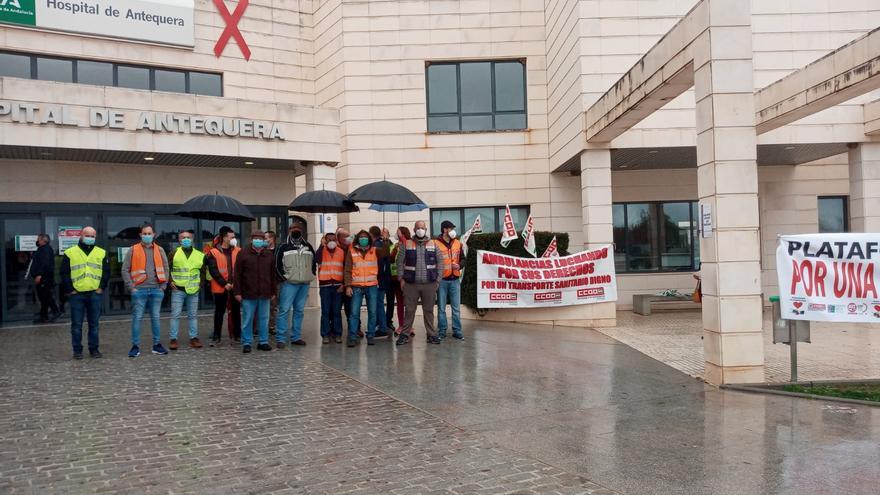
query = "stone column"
xmin=848 ymin=143 xmax=880 ymax=232
xmin=694 ymin=0 xmax=764 ymax=385
xmin=580 ymin=149 xmax=613 ymax=250
xmin=303 ymin=162 xmax=339 ymax=307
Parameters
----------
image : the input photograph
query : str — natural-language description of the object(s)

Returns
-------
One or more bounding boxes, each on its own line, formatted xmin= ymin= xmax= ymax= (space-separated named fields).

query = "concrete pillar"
xmin=580 ymin=149 xmax=613 ymax=250
xmin=848 ymin=143 xmax=880 ymax=232
xmin=694 ymin=0 xmax=764 ymax=385
xmin=303 ymin=161 xmax=339 ymax=307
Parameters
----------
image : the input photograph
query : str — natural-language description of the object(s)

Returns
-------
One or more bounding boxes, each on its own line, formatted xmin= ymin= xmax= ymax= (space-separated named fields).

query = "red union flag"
xmin=500 ymin=205 xmax=518 ymax=248
xmin=214 ymin=0 xmax=251 ymax=60
xmin=461 ymin=214 xmax=482 ymax=256
xmin=541 ymin=236 xmax=559 ymax=258
xmin=521 ymin=215 xmax=536 ymax=257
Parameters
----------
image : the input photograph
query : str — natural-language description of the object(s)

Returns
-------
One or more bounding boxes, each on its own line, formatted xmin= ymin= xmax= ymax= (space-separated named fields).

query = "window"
xmin=613 ymin=201 xmax=700 ymax=273
xmin=429 ymin=206 xmax=530 ymax=237
xmin=818 ymin=196 xmax=848 ymax=233
xmin=426 ymin=60 xmax=527 ymax=132
xmin=0 ymin=50 xmax=223 ymax=96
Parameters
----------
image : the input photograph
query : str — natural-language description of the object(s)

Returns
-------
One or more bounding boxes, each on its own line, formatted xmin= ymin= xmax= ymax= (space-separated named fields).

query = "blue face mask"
xmin=141 ymin=234 xmax=154 ymax=244
xmin=180 ymin=238 xmax=193 ymax=249
xmin=82 ymin=236 xmax=96 ymax=246
xmin=253 ymin=239 xmax=266 ymax=249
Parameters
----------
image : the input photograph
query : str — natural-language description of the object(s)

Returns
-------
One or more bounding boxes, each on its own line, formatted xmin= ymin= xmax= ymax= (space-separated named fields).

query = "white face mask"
xmin=229 ymin=238 xmax=238 ymax=248
xmin=345 ymin=235 xmax=354 ymax=245
xmin=327 ymin=241 xmax=337 ymax=250
xmin=448 ymin=230 xmax=457 ymax=239
xmin=415 ymin=228 xmax=426 ymax=238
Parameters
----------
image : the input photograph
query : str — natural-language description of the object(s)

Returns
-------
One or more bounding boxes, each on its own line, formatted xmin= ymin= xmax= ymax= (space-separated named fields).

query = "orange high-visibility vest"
xmin=130 ymin=243 xmax=167 ymax=286
xmin=436 ymin=238 xmax=462 ymax=278
xmin=349 ymin=246 xmax=378 ymax=287
xmin=209 ymin=246 xmax=240 ymax=293
xmin=318 ymin=247 xmax=345 ymax=283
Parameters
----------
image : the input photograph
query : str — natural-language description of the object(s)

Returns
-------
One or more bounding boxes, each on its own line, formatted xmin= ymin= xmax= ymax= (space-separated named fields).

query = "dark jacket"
xmin=59 ymin=241 xmax=111 ymax=294
xmin=31 ymin=243 xmax=56 ymax=283
xmin=233 ymin=246 xmax=278 ymax=299
xmin=374 ymin=238 xmax=392 ymax=291
xmin=206 ymin=246 xmax=235 ymax=287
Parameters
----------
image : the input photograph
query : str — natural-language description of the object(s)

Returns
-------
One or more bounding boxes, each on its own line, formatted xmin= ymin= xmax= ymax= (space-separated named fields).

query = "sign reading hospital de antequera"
xmin=776 ymin=233 xmax=880 ymax=323
xmin=0 ymin=0 xmax=193 ymax=47
xmin=477 ymin=247 xmax=618 ymax=309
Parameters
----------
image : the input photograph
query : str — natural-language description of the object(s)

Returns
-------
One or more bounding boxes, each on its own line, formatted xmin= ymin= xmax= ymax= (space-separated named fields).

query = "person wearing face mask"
xmin=389 ymin=226 xmax=414 ymax=338
xmin=168 ymin=230 xmax=205 ymax=350
xmin=344 ymin=230 xmax=386 ymax=347
xmin=274 ymin=219 xmax=316 ymax=348
xmin=122 ymin=223 xmax=169 ymax=358
xmin=234 ymin=231 xmax=277 ymax=353
xmin=396 ymin=220 xmax=441 ymax=346
xmin=435 ymin=220 xmax=464 ymax=340
xmin=369 ymin=225 xmax=392 ymax=339
xmin=29 ymin=233 xmax=61 ymax=324
xmin=60 ymin=226 xmax=109 ymax=359
xmin=206 ymin=226 xmax=241 ymax=346
xmin=315 ymin=232 xmax=344 ymax=344
xmin=335 ymin=227 xmax=358 ymax=338
xmin=265 ymin=231 xmax=278 ymax=336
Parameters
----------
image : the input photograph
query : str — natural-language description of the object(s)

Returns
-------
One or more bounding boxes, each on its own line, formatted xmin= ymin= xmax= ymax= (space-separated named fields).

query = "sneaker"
xmin=152 ymin=343 xmax=168 ymax=355
xmin=427 ymin=336 xmax=442 ymax=345
xmin=90 ymin=350 xmax=103 ymax=359
xmin=257 ymin=343 xmax=272 ymax=351
xmin=366 ymin=337 xmax=375 ymax=346
xmin=291 ymin=339 xmax=307 ymax=346
xmin=73 ymin=352 xmax=84 ymax=360
xmin=322 ymin=337 xmax=331 ymax=345
xmin=396 ymin=334 xmax=409 ymax=346
xmin=169 ymin=339 xmax=178 ymax=351
xmin=242 ymin=345 xmax=252 ymax=353
xmin=275 ymin=341 xmax=286 ymax=350
xmin=210 ymin=337 xmax=220 ymax=347
xmin=347 ymin=339 xmax=357 ymax=348
xmin=374 ymin=330 xmax=390 ymax=339
xmin=128 ymin=345 xmax=140 ymax=358
xmin=438 ymin=333 xmax=446 ymax=340
xmin=452 ymin=334 xmax=464 ymax=341
xmin=190 ymin=338 xmax=203 ymax=349
xmin=334 ymin=336 xmax=343 ymax=344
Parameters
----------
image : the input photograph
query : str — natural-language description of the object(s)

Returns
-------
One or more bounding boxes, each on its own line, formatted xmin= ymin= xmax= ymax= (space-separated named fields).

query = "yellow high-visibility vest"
xmin=171 ymin=247 xmax=205 ymax=295
xmin=65 ymin=245 xmax=106 ymax=292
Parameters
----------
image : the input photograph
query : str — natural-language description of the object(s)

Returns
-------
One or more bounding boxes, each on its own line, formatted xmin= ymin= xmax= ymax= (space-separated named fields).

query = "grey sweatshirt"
xmin=122 ymin=243 xmax=169 ymax=292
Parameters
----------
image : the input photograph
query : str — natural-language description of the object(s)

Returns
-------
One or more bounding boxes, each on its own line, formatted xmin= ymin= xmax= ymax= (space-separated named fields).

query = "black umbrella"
xmin=175 ymin=194 xmax=255 ymax=222
xmin=289 ymin=190 xmax=359 ymax=213
xmin=348 ymin=180 xmax=425 ymax=206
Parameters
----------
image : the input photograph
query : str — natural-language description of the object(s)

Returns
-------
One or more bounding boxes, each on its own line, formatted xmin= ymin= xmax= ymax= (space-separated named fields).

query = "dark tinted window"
xmin=154 ymin=69 xmax=186 ymax=93
xmin=612 ymin=201 xmax=700 ymax=273
xmin=189 ymin=72 xmax=222 ymax=96
xmin=0 ymin=52 xmax=31 ymax=78
xmin=117 ymin=66 xmax=151 ymax=90
xmin=818 ymin=196 xmax=848 ymax=233
xmin=76 ymin=60 xmax=113 ymax=86
xmin=36 ymin=57 xmax=73 ymax=83
xmin=426 ymin=60 xmax=527 ymax=132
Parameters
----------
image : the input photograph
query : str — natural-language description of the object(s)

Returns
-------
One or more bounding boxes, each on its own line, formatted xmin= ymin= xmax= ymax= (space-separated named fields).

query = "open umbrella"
xmin=348 ymin=180 xmax=425 ymax=206
xmin=175 ymin=194 xmax=255 ymax=222
xmin=290 ymin=190 xmax=359 ymax=213
xmin=369 ymin=202 xmax=428 ymax=227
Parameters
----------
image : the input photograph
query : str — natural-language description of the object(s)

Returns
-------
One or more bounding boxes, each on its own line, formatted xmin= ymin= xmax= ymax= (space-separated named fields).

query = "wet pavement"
xmin=1 ymin=309 xmax=879 ymax=494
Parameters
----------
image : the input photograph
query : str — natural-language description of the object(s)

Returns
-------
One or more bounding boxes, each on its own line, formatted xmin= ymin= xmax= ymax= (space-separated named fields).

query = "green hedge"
xmin=461 ymin=232 xmax=570 ymax=310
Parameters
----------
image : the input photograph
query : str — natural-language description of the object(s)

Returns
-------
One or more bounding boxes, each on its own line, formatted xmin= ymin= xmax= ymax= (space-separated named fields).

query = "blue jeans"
xmin=276 ymin=282 xmax=310 ymax=343
xmin=348 ymin=286 xmax=377 ymax=341
xmin=375 ymin=288 xmax=389 ymax=332
xmin=70 ymin=292 xmax=102 ymax=353
xmin=437 ymin=278 xmax=462 ymax=338
xmin=242 ymin=298 xmax=270 ymax=346
xmin=131 ymin=287 xmax=164 ymax=346
xmin=169 ymin=290 xmax=199 ymax=340
xmin=319 ymin=285 xmax=343 ymax=337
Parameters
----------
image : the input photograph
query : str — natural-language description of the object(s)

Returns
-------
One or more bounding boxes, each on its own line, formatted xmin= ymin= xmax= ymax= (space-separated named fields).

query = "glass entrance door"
xmin=1 ymin=215 xmax=42 ymax=322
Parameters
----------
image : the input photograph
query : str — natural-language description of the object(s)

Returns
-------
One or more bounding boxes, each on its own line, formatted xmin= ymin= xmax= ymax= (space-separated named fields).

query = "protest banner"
xmin=477 ymin=246 xmax=617 ymax=308
xmin=541 ymin=236 xmax=559 ymax=258
xmin=500 ymin=205 xmax=518 ymax=248
xmin=776 ymin=233 xmax=880 ymax=322
xmin=521 ymin=215 xmax=536 ymax=257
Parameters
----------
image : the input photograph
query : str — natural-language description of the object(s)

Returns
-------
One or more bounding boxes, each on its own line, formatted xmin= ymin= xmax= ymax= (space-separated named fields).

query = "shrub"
xmin=461 ymin=232 xmax=570 ymax=310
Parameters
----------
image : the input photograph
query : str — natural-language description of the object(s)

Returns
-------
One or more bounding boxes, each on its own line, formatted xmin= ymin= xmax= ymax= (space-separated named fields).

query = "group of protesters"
xmin=57 ymin=217 xmax=462 ymax=359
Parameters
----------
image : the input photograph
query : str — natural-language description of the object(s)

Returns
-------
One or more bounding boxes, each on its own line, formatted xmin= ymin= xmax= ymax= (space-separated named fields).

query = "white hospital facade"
xmin=1 ymin=0 xmax=879 ymax=383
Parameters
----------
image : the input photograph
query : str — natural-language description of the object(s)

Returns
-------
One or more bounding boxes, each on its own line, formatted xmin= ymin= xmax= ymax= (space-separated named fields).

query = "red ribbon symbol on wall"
xmin=213 ymin=0 xmax=251 ymax=60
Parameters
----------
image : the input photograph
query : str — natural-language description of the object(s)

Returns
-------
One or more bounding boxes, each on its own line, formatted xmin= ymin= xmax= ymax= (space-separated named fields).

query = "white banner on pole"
xmin=541 ymin=236 xmax=559 ymax=258
xmin=500 ymin=204 xmax=518 ymax=248
xmin=521 ymin=215 xmax=536 ymax=257
xmin=477 ymin=246 xmax=617 ymax=308
xmin=776 ymin=233 xmax=880 ymax=322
